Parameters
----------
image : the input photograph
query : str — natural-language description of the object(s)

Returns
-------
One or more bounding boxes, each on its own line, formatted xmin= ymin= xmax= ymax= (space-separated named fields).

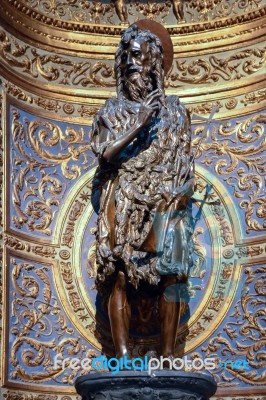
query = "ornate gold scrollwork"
xmin=4 ymin=234 xmax=56 ymax=257
xmin=10 ymin=108 xmax=92 ymax=235
xmin=5 ymin=82 xmax=100 ymax=122
xmin=166 ymin=47 xmax=266 ymax=86
xmin=10 ymin=257 xmax=98 ymax=383
xmin=1 ymin=29 xmax=265 ymax=92
xmin=242 ymin=89 xmax=266 ymax=106
xmin=202 ymin=265 xmax=266 ymax=386
xmin=129 ymin=1 xmax=172 ymax=22
xmin=188 ymin=102 xmax=223 ymax=115
xmin=4 ymin=392 xmax=59 ymax=400
xmin=3 ymin=0 xmax=266 ymax=25
xmin=0 ymin=30 xmax=115 ymax=87
xmin=198 ymin=113 xmax=266 ymax=233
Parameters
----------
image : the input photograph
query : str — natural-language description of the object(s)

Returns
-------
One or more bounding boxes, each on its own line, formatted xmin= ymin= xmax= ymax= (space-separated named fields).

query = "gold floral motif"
xmin=188 ymin=102 xmax=222 ymax=115
xmin=23 ymin=0 xmax=116 ymax=23
xmin=63 ymin=103 xmax=74 ymax=115
xmin=187 ymin=0 xmax=223 ymax=13
xmin=62 ymin=201 xmax=85 ymax=248
xmin=5 ymin=83 xmax=100 ymax=119
xmin=129 ymin=1 xmax=172 ymax=22
xmin=3 ymin=0 xmax=266 ymax=26
xmin=236 ymin=245 xmax=264 ymax=258
xmin=60 ymin=261 xmax=73 ymax=286
xmin=80 ymin=1 xmax=115 ymax=23
xmin=60 ymin=261 xmax=86 ymax=314
xmin=232 ymin=177 xmax=266 ymax=234
xmin=4 ymin=235 xmax=30 ymax=252
xmin=208 ymin=294 xmax=224 ymax=312
xmin=10 ymin=257 xmax=98 ymax=383
xmin=221 ymin=262 xmax=233 ymax=280
xmin=225 ymin=98 xmax=238 ymax=110
xmin=4 ymin=393 xmax=58 ymax=400
xmin=3 ymin=234 xmax=56 ymax=257
xmin=242 ymin=89 xmax=266 ymax=106
xmin=1 ymin=29 xmax=265 ymax=91
xmin=6 ymin=82 xmax=60 ymax=113
xmin=31 ymin=245 xmax=56 ymax=258
xmin=167 ymin=47 xmax=266 ymax=86
xmin=59 ymin=249 xmax=70 ymax=260
xmin=33 ymin=97 xmax=61 ymax=112
xmin=77 ymin=105 xmax=99 ymax=118
xmin=184 ymin=0 xmax=263 ymax=22
xmin=202 ymin=265 xmax=266 ymax=386
xmin=23 ymin=0 xmax=125 ymax=24
xmin=186 ymin=321 xmax=205 ymax=340
xmin=11 ymin=260 xmax=52 ymax=334
xmin=10 ymin=108 xmax=92 ymax=235
xmin=4 ymin=82 xmax=33 ymax=103
xmin=211 ymin=204 xmax=233 ymax=246
xmin=0 ymin=30 xmax=115 ymax=87
xmin=200 ymin=113 xmax=266 ymax=233
xmin=59 ymin=257 xmax=94 ymax=327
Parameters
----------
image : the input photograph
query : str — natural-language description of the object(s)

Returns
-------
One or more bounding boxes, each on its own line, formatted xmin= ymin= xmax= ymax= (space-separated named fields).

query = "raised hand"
xmin=136 ymin=89 xmax=163 ymax=128
xmin=102 ymin=89 xmax=164 ymax=163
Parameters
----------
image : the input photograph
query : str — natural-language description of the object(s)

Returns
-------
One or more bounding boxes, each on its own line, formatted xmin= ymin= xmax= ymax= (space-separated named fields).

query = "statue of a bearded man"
xmin=90 ymin=22 xmax=195 ymax=359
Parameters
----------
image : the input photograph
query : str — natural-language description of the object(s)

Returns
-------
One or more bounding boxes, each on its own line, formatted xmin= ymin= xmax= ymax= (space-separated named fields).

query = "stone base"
xmin=75 ymin=370 xmax=217 ymax=400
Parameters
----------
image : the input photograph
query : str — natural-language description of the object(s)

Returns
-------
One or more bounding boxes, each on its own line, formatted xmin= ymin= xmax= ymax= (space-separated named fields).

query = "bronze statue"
xmin=91 ymin=21 xmax=195 ymax=359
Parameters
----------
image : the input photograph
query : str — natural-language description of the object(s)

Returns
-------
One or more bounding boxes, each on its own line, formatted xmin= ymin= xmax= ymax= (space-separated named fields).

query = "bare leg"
xmin=108 ymin=271 xmax=131 ymax=358
xmin=159 ymin=275 xmax=182 ymax=357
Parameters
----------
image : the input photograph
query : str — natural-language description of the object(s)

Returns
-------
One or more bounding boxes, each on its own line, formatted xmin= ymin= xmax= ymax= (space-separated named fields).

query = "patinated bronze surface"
xmin=91 ymin=22 xmax=195 ymax=358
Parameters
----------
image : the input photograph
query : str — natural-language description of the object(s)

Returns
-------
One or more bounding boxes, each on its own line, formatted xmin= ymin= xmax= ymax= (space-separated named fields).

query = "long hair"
xmin=115 ymin=25 xmax=164 ymax=99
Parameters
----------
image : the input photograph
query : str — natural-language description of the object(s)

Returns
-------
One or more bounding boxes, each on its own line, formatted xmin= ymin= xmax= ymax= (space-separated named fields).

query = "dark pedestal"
xmin=75 ymin=370 xmax=217 ymax=400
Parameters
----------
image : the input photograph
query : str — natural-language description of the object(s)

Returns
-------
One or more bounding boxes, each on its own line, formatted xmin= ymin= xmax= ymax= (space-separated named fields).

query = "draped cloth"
xmin=91 ymin=95 xmax=194 ymax=293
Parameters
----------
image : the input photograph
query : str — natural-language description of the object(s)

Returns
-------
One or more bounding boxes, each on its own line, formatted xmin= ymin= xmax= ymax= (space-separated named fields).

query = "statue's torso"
xmin=91 ymin=95 xmax=193 ymax=290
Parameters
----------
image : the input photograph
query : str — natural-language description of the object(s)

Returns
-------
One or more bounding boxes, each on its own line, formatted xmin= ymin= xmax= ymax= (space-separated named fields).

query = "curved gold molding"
xmin=2 ymin=0 xmax=266 ymax=35
xmin=0 ymin=1 xmax=265 ymax=56
xmin=2 ymin=72 xmax=266 ymax=126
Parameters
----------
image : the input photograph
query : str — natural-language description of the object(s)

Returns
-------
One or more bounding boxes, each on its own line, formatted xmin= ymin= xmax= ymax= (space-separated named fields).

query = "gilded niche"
xmin=1 ymin=0 xmax=266 ymax=397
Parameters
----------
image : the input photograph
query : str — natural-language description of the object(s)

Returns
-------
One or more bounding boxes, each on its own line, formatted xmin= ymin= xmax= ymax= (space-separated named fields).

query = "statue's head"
xmin=115 ymin=24 xmax=164 ymax=101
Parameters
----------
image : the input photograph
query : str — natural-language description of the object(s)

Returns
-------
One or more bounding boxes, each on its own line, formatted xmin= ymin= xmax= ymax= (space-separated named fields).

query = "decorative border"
xmin=2 ymin=0 xmax=266 ymax=36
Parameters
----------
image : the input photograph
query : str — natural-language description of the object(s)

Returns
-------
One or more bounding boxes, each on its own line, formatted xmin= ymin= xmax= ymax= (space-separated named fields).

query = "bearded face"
xmin=124 ymin=68 xmax=153 ymax=102
xmin=120 ymin=37 xmax=154 ymax=102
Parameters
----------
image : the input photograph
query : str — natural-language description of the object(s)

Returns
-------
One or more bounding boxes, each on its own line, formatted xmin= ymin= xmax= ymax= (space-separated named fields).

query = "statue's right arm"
xmin=93 ymin=90 xmax=162 ymax=164
xmin=101 ymin=122 xmax=143 ymax=163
